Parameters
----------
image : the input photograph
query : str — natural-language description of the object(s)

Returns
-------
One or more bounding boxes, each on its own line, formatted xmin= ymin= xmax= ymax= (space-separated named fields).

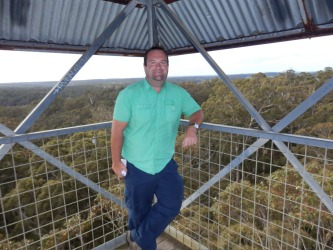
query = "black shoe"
xmin=126 ymin=231 xmax=142 ymax=250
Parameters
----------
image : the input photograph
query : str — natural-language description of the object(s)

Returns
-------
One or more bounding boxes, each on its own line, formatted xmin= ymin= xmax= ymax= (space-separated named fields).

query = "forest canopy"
xmin=1 ymin=67 xmax=332 ymax=139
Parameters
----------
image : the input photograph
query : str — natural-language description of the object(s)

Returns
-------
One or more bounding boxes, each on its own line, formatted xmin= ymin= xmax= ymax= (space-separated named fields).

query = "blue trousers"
xmin=124 ymin=158 xmax=184 ymax=250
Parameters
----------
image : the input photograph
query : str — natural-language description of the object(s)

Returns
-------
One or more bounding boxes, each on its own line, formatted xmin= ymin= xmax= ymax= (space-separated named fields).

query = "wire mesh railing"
xmin=0 ymin=122 xmax=126 ymax=250
xmin=0 ymin=121 xmax=332 ymax=249
xmin=175 ymin=123 xmax=333 ymax=250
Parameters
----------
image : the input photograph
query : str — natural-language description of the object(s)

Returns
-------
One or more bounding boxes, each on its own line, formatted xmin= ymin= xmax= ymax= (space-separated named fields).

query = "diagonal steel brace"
xmin=182 ymin=78 xmax=333 ymax=213
xmin=0 ymin=123 xmax=124 ymax=207
xmin=0 ymin=0 xmax=138 ymax=161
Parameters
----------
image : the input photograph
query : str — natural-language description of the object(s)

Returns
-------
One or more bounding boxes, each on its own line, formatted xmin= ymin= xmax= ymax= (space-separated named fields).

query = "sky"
xmin=0 ymin=35 xmax=333 ymax=84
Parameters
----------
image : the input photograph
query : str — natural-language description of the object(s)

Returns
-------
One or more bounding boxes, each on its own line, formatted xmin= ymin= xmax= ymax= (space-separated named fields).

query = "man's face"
xmin=144 ymin=49 xmax=168 ymax=83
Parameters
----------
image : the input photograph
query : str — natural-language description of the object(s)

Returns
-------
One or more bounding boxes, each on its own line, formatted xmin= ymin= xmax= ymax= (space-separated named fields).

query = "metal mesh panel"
xmin=0 ymin=127 xmax=127 ymax=250
xmin=173 ymin=126 xmax=333 ymax=250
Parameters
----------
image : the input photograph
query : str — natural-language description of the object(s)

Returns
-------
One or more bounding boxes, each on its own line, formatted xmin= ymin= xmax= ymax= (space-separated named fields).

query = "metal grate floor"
xmin=115 ymin=232 xmax=192 ymax=250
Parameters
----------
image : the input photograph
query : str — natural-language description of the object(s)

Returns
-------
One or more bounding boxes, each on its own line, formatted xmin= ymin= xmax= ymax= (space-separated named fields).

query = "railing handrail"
xmin=1 ymin=120 xmax=333 ymax=149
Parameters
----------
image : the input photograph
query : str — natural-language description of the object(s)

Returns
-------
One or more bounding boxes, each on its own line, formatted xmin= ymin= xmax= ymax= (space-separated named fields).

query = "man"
xmin=111 ymin=46 xmax=204 ymax=250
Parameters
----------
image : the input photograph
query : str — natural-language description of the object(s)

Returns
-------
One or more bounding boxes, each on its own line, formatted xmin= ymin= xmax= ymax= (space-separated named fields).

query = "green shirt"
xmin=113 ymin=79 xmax=200 ymax=174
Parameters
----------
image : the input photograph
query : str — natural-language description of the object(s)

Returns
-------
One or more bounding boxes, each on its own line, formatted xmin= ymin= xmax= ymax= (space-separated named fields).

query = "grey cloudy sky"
xmin=0 ymin=35 xmax=332 ymax=84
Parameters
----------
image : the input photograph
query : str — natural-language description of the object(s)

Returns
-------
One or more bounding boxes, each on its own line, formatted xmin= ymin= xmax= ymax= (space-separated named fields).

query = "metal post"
xmin=157 ymin=0 xmax=271 ymax=132
xmin=146 ymin=0 xmax=159 ymax=46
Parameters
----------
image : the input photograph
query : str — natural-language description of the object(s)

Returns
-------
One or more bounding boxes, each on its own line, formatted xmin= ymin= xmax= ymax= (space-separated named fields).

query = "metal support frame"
xmin=1 ymin=1 xmax=332 ymax=249
xmin=0 ymin=0 xmax=332 ymax=217
xmin=0 ymin=0 xmax=138 ymax=161
xmin=147 ymin=0 xmax=159 ymax=46
xmin=158 ymin=0 xmax=333 ymax=214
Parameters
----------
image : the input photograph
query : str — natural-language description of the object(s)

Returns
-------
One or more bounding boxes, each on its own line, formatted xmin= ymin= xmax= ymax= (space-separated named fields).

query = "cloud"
xmin=0 ymin=36 xmax=332 ymax=83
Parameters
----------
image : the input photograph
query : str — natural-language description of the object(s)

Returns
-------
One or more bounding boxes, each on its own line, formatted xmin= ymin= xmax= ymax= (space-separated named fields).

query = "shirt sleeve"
xmin=181 ymin=89 xmax=201 ymax=118
xmin=113 ymin=89 xmax=131 ymax=122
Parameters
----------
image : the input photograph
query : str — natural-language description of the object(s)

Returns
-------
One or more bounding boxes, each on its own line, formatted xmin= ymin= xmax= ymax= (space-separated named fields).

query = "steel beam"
xmin=146 ymin=0 xmax=159 ymax=46
xmin=158 ymin=0 xmax=271 ymax=132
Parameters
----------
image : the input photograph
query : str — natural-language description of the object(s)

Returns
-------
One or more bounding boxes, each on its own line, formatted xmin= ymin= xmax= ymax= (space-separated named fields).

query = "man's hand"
xmin=182 ymin=126 xmax=198 ymax=147
xmin=182 ymin=110 xmax=204 ymax=148
xmin=111 ymin=120 xmax=128 ymax=179
xmin=112 ymin=160 xmax=127 ymax=179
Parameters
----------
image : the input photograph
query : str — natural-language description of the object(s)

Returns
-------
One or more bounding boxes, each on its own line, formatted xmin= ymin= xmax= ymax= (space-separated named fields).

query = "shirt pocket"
xmin=165 ymin=101 xmax=179 ymax=123
xmin=132 ymin=103 xmax=153 ymax=125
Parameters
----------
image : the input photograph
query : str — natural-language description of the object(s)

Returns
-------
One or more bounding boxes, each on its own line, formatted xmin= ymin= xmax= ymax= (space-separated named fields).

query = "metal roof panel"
xmin=1 ymin=0 xmax=333 ymax=55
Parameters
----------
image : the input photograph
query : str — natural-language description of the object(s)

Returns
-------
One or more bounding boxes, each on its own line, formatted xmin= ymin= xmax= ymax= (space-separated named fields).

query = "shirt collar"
xmin=143 ymin=78 xmax=151 ymax=90
xmin=143 ymin=78 xmax=167 ymax=91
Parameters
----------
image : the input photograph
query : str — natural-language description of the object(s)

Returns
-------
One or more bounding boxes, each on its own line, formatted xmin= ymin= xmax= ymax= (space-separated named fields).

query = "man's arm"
xmin=111 ymin=119 xmax=128 ymax=178
xmin=182 ymin=109 xmax=204 ymax=147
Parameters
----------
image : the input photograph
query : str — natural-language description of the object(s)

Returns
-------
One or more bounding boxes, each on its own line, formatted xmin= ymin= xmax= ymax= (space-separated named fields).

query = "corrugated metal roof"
xmin=0 ymin=0 xmax=333 ymax=56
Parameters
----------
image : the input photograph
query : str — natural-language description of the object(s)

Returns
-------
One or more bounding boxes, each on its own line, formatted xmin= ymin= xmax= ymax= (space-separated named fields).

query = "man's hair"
xmin=144 ymin=46 xmax=169 ymax=66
